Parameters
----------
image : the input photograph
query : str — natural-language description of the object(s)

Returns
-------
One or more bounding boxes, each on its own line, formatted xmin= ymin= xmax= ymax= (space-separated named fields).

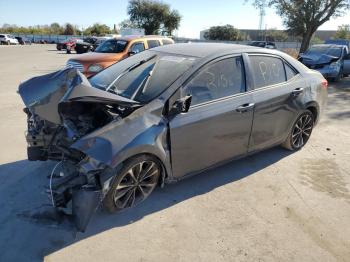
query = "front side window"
xmin=183 ymin=56 xmax=246 ymax=106
xmin=249 ymin=55 xmax=286 ymax=89
xmin=130 ymin=42 xmax=145 ymax=53
xmin=147 ymin=40 xmax=160 ymax=49
xmin=94 ymin=39 xmax=128 ymax=53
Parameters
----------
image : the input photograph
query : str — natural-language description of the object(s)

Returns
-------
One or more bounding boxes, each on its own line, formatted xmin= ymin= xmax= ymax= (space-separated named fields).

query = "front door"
xmin=169 ymin=56 xmax=254 ymax=178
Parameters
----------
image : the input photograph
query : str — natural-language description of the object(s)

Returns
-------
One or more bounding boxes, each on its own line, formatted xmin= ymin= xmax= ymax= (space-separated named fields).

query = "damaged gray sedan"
xmin=18 ymin=43 xmax=327 ymax=232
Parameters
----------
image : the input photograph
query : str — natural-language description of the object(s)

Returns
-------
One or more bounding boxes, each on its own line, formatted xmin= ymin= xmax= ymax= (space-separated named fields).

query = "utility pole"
xmin=258 ymin=0 xmax=266 ymax=41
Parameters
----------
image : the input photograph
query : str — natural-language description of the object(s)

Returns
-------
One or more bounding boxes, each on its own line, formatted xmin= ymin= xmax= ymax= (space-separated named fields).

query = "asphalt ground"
xmin=0 ymin=44 xmax=349 ymax=262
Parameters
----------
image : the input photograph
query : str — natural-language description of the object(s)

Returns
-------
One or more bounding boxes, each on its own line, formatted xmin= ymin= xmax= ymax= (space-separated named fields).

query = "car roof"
xmin=152 ymin=43 xmax=259 ymax=58
xmin=113 ymin=35 xmax=172 ymax=41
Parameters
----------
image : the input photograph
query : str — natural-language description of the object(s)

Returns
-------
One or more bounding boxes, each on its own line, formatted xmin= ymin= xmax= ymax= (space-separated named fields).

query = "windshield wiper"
xmin=106 ymin=54 xmax=157 ymax=93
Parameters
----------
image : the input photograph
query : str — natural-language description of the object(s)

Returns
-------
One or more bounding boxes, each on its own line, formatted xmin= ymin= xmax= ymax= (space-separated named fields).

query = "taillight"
xmin=321 ymin=79 xmax=328 ymax=89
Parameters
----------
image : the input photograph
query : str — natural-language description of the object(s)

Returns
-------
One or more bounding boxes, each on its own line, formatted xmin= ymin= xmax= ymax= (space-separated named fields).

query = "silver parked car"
xmin=0 ymin=34 xmax=19 ymax=45
xmin=299 ymin=44 xmax=350 ymax=81
xmin=18 ymin=43 xmax=328 ymax=231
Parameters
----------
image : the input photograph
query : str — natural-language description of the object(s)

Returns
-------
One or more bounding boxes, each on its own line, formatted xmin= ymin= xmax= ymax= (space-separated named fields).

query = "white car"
xmin=0 ymin=34 xmax=19 ymax=45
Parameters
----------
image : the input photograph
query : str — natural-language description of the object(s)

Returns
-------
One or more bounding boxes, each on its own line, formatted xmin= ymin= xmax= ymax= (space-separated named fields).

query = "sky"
xmin=1 ymin=0 xmax=350 ymax=38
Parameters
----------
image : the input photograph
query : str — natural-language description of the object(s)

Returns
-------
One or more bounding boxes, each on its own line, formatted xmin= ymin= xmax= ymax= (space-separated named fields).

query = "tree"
xmin=127 ymin=0 xmax=181 ymax=35
xmin=204 ymin=25 xmax=242 ymax=41
xmin=63 ymin=23 xmax=76 ymax=35
xmin=310 ymin=36 xmax=323 ymax=44
xmin=84 ymin=23 xmax=111 ymax=36
xmin=265 ymin=28 xmax=288 ymax=41
xmin=335 ymin=24 xmax=350 ymax=39
xmin=250 ymin=0 xmax=350 ymax=53
xmin=50 ymin=23 xmax=63 ymax=34
xmin=119 ymin=19 xmax=138 ymax=29
xmin=163 ymin=10 xmax=181 ymax=35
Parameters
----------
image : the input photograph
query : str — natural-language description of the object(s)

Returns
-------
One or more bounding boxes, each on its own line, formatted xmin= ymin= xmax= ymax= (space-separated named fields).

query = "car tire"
xmin=103 ymin=155 xmax=161 ymax=213
xmin=282 ymin=110 xmax=314 ymax=151
xmin=57 ymin=46 xmax=62 ymax=51
xmin=6 ymin=40 xmax=10 ymax=45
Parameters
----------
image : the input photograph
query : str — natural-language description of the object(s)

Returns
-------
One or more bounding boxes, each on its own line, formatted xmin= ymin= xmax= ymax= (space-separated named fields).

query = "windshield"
xmin=94 ymin=39 xmax=128 ymax=53
xmin=90 ymin=50 xmax=196 ymax=103
xmin=305 ymin=46 xmax=342 ymax=58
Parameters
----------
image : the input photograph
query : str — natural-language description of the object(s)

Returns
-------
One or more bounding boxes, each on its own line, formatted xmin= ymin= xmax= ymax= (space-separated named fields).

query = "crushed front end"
xmin=19 ymin=68 xmax=139 ymax=231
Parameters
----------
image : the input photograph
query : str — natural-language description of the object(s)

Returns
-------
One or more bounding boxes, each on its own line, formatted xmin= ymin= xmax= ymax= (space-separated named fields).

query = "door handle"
xmin=292 ymin=87 xmax=304 ymax=96
xmin=236 ymin=103 xmax=255 ymax=113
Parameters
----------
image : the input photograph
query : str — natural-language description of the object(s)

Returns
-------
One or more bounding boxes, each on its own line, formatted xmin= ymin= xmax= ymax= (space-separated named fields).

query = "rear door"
xmin=248 ymin=54 xmax=304 ymax=152
xmin=169 ymin=55 xmax=254 ymax=178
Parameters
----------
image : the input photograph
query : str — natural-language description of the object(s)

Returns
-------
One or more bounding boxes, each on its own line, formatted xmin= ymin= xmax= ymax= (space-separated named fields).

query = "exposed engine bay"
xmin=19 ymin=68 xmax=140 ymax=231
xmin=25 ymin=101 xmax=132 ymax=161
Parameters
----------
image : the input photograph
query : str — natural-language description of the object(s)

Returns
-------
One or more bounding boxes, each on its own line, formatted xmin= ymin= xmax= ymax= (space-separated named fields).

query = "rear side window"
xmin=250 ymin=55 xmax=286 ymax=88
xmin=147 ymin=40 xmax=160 ymax=49
xmin=285 ymin=63 xmax=297 ymax=80
xmin=162 ymin=39 xmax=173 ymax=45
xmin=184 ymin=56 xmax=246 ymax=106
xmin=130 ymin=42 xmax=145 ymax=53
xmin=0 ymin=35 xmax=4 ymax=38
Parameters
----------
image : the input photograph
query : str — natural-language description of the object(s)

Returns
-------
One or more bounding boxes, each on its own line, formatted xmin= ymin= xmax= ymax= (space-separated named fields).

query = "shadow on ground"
xmin=0 ymin=147 xmax=291 ymax=261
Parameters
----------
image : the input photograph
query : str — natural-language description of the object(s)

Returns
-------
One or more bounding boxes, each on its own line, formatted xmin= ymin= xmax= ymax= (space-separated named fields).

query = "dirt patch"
xmin=300 ymin=159 xmax=350 ymax=203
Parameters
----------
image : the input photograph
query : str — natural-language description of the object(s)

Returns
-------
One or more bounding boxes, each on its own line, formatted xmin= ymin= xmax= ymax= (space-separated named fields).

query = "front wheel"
xmin=103 ymin=155 xmax=161 ymax=213
xmin=282 ymin=110 xmax=314 ymax=151
xmin=332 ymin=68 xmax=343 ymax=82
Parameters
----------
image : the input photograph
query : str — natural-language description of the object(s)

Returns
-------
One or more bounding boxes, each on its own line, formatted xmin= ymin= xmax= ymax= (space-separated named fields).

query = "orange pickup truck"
xmin=66 ymin=35 xmax=174 ymax=77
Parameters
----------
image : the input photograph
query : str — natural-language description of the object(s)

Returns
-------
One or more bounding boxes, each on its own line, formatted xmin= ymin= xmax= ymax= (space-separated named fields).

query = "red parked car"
xmin=56 ymin=38 xmax=80 ymax=51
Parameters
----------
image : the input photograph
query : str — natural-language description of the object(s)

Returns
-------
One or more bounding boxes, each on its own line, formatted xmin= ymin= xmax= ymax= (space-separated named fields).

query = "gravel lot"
xmin=0 ymin=44 xmax=349 ymax=262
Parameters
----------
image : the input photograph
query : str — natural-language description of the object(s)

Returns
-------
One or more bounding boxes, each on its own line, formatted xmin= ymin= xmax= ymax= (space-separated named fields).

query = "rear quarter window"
xmin=249 ymin=55 xmax=286 ymax=88
xmin=161 ymin=39 xmax=173 ymax=45
xmin=285 ymin=62 xmax=298 ymax=80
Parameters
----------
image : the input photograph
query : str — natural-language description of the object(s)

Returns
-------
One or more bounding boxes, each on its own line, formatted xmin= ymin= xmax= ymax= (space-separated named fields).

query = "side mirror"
xmin=170 ymin=95 xmax=192 ymax=115
xmin=128 ymin=50 xmax=137 ymax=56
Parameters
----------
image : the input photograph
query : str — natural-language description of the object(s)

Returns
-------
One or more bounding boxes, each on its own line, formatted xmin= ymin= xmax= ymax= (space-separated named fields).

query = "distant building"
xmin=120 ymin=28 xmax=145 ymax=36
xmin=200 ymin=29 xmax=337 ymax=41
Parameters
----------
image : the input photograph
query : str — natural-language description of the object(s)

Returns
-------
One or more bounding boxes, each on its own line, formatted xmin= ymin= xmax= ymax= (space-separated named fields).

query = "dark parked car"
xmin=73 ymin=37 xmax=105 ymax=54
xmin=18 ymin=43 xmax=327 ymax=232
xmin=15 ymin=36 xmax=31 ymax=45
xmin=248 ymin=41 xmax=276 ymax=49
xmin=299 ymin=44 xmax=350 ymax=81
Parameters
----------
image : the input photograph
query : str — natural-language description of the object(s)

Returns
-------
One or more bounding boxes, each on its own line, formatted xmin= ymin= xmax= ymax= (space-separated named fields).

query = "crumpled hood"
xmin=300 ymin=53 xmax=339 ymax=65
xmin=18 ymin=68 xmax=138 ymax=124
xmin=70 ymin=52 xmax=123 ymax=63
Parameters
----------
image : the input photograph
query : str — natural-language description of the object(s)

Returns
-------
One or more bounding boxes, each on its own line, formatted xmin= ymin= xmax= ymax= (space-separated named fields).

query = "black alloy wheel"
xmin=283 ymin=110 xmax=314 ymax=150
xmin=103 ymin=155 xmax=161 ymax=213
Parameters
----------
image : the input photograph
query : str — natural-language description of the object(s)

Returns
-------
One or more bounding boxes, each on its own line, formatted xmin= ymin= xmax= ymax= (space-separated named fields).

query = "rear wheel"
xmin=103 ymin=155 xmax=161 ymax=213
xmin=282 ymin=110 xmax=314 ymax=151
